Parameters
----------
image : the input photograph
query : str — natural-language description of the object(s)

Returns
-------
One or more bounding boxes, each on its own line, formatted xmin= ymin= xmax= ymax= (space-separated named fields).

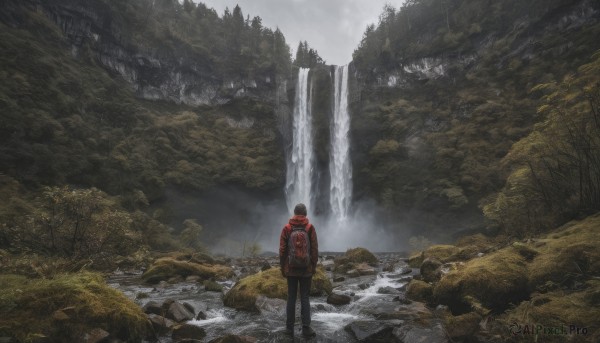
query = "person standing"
xmin=279 ymin=203 xmax=318 ymax=338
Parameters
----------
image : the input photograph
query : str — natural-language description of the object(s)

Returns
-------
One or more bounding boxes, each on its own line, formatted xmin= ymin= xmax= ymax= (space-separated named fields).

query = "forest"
xmin=0 ymin=0 xmax=599 ymax=342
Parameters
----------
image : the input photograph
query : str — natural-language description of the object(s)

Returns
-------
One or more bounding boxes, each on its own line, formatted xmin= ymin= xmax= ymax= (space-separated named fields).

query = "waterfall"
xmin=285 ymin=68 xmax=314 ymax=215
xmin=330 ymin=65 xmax=352 ymax=220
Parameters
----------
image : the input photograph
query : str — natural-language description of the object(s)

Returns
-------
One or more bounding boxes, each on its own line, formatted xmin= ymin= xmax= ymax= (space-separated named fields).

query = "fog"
xmin=163 ymin=186 xmax=411 ymax=255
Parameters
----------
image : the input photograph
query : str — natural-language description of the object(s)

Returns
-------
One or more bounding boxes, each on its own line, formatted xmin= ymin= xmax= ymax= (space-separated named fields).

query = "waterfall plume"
xmin=285 ymin=68 xmax=314 ymax=215
xmin=330 ymin=65 xmax=352 ymax=220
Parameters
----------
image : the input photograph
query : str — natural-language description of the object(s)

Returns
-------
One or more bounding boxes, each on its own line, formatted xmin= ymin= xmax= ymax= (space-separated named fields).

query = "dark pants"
xmin=286 ymin=276 xmax=312 ymax=329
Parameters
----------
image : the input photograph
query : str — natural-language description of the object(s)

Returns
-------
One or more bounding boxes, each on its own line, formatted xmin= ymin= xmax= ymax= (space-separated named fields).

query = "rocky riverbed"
xmin=108 ymin=253 xmax=448 ymax=343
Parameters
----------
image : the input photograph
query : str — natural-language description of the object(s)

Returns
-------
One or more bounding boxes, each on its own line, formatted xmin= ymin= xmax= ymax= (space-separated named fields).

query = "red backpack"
xmin=287 ymin=224 xmax=311 ymax=269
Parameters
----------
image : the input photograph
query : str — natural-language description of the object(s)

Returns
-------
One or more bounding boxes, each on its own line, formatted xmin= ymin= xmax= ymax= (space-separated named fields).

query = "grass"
xmin=0 ymin=272 xmax=149 ymax=342
xmin=141 ymin=257 xmax=234 ymax=284
xmin=223 ymin=266 xmax=332 ymax=312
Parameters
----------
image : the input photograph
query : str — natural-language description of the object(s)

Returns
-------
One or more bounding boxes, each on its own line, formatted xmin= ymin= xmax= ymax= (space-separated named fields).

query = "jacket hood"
xmin=289 ymin=215 xmax=309 ymax=226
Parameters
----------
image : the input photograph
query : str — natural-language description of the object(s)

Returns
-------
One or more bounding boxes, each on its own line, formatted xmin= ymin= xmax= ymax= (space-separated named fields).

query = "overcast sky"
xmin=197 ymin=0 xmax=406 ymax=66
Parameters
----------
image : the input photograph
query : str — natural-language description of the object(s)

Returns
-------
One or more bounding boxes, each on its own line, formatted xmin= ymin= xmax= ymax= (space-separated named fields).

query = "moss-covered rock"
xmin=408 ymin=244 xmax=464 ymax=268
xmin=223 ymin=266 xmax=332 ymax=312
xmin=528 ymin=215 xmax=600 ymax=289
xmin=334 ymin=247 xmax=379 ymax=273
xmin=141 ymin=257 xmax=234 ymax=284
xmin=420 ymin=258 xmax=443 ymax=283
xmin=406 ymin=280 xmax=433 ymax=303
xmin=0 ymin=272 xmax=149 ymax=342
xmin=443 ymin=312 xmax=482 ymax=339
xmin=204 ymin=280 xmax=224 ymax=292
xmin=344 ymin=247 xmax=379 ymax=264
xmin=501 ymin=280 xmax=600 ymax=342
xmin=434 ymin=246 xmax=529 ymax=313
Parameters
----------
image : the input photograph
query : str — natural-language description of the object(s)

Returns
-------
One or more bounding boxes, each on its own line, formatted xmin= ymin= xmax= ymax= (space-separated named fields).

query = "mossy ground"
xmin=528 ymin=214 xmax=600 ymax=290
xmin=424 ymin=214 xmax=600 ymax=339
xmin=141 ymin=257 xmax=234 ymax=284
xmin=223 ymin=267 xmax=332 ymax=312
xmin=499 ymin=280 xmax=600 ymax=342
xmin=433 ymin=244 xmax=529 ymax=313
xmin=0 ymin=272 xmax=149 ymax=342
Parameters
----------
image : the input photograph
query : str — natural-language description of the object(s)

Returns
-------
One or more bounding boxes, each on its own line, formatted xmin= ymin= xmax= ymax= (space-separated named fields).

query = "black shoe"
xmin=302 ymin=326 xmax=316 ymax=337
xmin=284 ymin=327 xmax=294 ymax=337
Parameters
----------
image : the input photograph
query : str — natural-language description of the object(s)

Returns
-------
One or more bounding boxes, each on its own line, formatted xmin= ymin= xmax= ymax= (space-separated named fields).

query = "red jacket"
xmin=279 ymin=215 xmax=318 ymax=277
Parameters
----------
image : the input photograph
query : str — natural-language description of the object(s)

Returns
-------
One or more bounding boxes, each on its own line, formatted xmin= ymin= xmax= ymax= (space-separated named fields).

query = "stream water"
xmin=108 ymin=255 xmax=445 ymax=343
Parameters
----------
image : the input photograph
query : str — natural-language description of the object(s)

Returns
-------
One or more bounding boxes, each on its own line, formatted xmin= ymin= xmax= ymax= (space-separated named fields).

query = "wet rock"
xmin=204 ymin=280 xmax=224 ymax=292
xmin=363 ymin=301 xmax=433 ymax=322
xmin=420 ymin=258 xmax=442 ymax=283
xmin=83 ymin=328 xmax=109 ymax=343
xmin=347 ymin=263 xmax=376 ymax=278
xmin=172 ymin=324 xmax=206 ymax=341
xmin=321 ymin=260 xmax=335 ymax=271
xmin=147 ymin=314 xmax=176 ymax=334
xmin=358 ymin=283 xmax=371 ymax=290
xmin=377 ymin=286 xmax=401 ymax=295
xmin=186 ymin=275 xmax=201 ymax=282
xmin=406 ymin=280 xmax=433 ymax=303
xmin=255 ymin=295 xmax=286 ymax=314
xmin=392 ymin=322 xmax=448 ymax=343
xmin=327 ymin=293 xmax=352 ymax=305
xmin=333 ymin=276 xmax=345 ymax=282
xmin=382 ymin=263 xmax=395 ymax=272
xmin=196 ymin=311 xmax=207 ymax=320
xmin=314 ymin=304 xmax=327 ymax=311
xmin=183 ymin=302 xmax=195 ymax=314
xmin=166 ymin=301 xmax=195 ymax=322
xmin=208 ymin=335 xmax=257 ymax=343
xmin=143 ymin=301 xmax=164 ymax=315
xmin=392 ymin=296 xmax=412 ymax=305
xmin=345 ymin=320 xmax=394 ymax=342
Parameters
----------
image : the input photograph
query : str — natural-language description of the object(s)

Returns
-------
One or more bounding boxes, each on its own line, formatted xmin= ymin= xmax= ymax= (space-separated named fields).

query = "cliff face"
xmin=347 ymin=0 xmax=600 ymax=237
xmin=22 ymin=0 xmax=288 ymax=109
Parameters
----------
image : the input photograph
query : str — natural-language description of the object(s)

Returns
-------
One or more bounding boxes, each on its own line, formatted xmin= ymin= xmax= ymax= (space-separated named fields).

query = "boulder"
xmin=196 ymin=311 xmax=207 ymax=320
xmin=392 ymin=322 xmax=448 ymax=343
xmin=406 ymin=280 xmax=433 ymax=303
xmin=444 ymin=312 xmax=481 ymax=339
xmin=344 ymin=247 xmax=379 ymax=264
xmin=420 ymin=258 xmax=442 ymax=283
xmin=377 ymin=286 xmax=401 ymax=295
xmin=344 ymin=321 xmax=394 ymax=342
xmin=166 ymin=301 xmax=195 ymax=322
xmin=333 ymin=276 xmax=345 ymax=282
xmin=223 ymin=267 xmax=332 ymax=312
xmin=434 ymin=246 xmax=529 ymax=313
xmin=255 ymin=295 xmax=286 ymax=314
xmin=147 ymin=314 xmax=176 ymax=335
xmin=204 ymin=280 xmax=224 ymax=292
xmin=327 ymin=293 xmax=352 ymax=305
xmin=172 ymin=324 xmax=206 ymax=341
